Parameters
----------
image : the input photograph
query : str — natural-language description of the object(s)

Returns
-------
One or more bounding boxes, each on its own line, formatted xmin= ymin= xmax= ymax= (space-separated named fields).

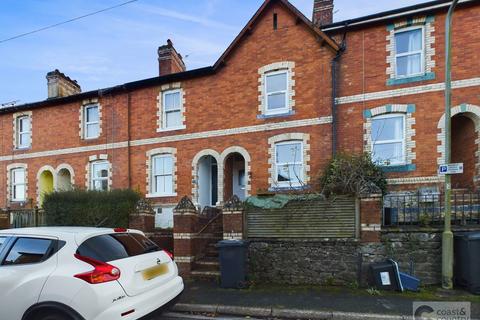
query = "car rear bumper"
xmin=93 ymin=276 xmax=184 ymax=320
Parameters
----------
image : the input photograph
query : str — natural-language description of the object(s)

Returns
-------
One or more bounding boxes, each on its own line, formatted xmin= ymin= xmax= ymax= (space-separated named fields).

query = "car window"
xmin=77 ymin=233 xmax=159 ymax=263
xmin=3 ymin=238 xmax=53 ymax=265
xmin=0 ymin=237 xmax=6 ymax=250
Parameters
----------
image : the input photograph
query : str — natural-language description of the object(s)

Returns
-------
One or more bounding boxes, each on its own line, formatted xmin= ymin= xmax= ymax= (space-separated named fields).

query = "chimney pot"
xmin=158 ymin=39 xmax=186 ymax=76
xmin=46 ymin=70 xmax=81 ymax=99
xmin=312 ymin=0 xmax=333 ymax=27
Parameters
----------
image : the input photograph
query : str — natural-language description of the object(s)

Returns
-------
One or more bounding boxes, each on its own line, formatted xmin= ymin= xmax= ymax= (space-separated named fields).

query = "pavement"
xmin=161 ymin=280 xmax=480 ymax=320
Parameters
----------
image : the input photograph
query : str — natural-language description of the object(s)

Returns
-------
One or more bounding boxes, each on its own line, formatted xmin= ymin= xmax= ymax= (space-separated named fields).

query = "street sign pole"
xmin=443 ymin=0 xmax=459 ymax=290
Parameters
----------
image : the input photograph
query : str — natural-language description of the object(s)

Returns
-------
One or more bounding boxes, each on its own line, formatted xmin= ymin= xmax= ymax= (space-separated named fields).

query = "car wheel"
xmin=35 ymin=310 xmax=72 ymax=320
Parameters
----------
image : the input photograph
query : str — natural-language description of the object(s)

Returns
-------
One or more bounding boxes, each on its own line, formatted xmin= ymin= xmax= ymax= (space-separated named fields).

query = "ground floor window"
xmin=274 ymin=140 xmax=304 ymax=187
xmin=371 ymin=114 xmax=405 ymax=166
xmin=90 ymin=161 xmax=109 ymax=191
xmin=11 ymin=167 xmax=26 ymax=201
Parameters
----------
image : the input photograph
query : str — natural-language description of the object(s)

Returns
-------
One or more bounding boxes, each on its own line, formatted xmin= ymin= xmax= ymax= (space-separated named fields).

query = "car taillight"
xmin=113 ymin=227 xmax=127 ymax=232
xmin=74 ymin=254 xmax=121 ymax=284
xmin=163 ymin=249 xmax=174 ymax=260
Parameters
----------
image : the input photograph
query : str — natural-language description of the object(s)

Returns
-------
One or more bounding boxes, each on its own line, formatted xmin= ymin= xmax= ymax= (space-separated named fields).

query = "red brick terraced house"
xmin=1 ymin=0 xmax=480 ymax=230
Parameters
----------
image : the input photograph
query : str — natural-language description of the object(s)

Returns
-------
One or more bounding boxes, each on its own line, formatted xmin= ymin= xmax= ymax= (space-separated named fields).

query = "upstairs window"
xmin=151 ymin=154 xmax=174 ymax=195
xmin=84 ymin=104 xmax=100 ymax=139
xmin=394 ymin=27 xmax=424 ymax=78
xmin=11 ymin=168 xmax=26 ymax=201
xmin=371 ymin=114 xmax=405 ymax=166
xmin=90 ymin=161 xmax=109 ymax=191
xmin=274 ymin=141 xmax=303 ymax=187
xmin=265 ymin=70 xmax=288 ymax=114
xmin=16 ymin=116 xmax=31 ymax=149
xmin=162 ymin=90 xmax=182 ymax=129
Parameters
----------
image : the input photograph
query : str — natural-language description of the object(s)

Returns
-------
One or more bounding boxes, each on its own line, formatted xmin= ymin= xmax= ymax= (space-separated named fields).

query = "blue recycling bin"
xmin=399 ymin=272 xmax=420 ymax=291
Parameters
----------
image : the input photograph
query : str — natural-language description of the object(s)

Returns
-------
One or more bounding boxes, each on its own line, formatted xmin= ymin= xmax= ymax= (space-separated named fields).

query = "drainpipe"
xmin=442 ymin=0 xmax=460 ymax=290
xmin=331 ymin=28 xmax=347 ymax=157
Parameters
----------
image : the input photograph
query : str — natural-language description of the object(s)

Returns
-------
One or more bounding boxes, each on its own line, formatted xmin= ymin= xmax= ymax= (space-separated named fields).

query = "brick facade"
xmin=1 ymin=0 xmax=480 ymax=219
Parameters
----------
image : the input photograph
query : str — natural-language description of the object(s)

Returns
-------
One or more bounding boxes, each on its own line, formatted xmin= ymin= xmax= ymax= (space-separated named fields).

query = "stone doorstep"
xmin=170 ymin=303 xmax=411 ymax=320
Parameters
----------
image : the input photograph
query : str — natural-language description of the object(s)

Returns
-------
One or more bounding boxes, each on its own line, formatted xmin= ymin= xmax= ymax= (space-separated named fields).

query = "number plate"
xmin=142 ymin=263 xmax=169 ymax=281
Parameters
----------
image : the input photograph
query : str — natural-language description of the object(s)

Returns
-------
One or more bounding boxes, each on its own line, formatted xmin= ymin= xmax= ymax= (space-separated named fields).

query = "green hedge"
xmin=43 ymin=189 xmax=141 ymax=228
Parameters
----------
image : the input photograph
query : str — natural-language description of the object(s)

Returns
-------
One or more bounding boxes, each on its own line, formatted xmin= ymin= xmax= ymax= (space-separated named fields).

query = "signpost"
xmin=438 ymin=163 xmax=464 ymax=175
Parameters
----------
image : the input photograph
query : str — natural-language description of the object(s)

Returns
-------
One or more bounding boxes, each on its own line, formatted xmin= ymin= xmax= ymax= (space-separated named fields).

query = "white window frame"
xmin=274 ymin=140 xmax=304 ymax=187
xmin=83 ymin=104 xmax=100 ymax=139
xmin=265 ymin=70 xmax=289 ymax=115
xmin=394 ymin=25 xmax=425 ymax=79
xmin=16 ymin=116 xmax=31 ymax=149
xmin=371 ymin=113 xmax=406 ymax=166
xmin=162 ymin=89 xmax=183 ymax=130
xmin=151 ymin=154 xmax=174 ymax=196
xmin=90 ymin=161 xmax=109 ymax=191
xmin=11 ymin=168 xmax=26 ymax=201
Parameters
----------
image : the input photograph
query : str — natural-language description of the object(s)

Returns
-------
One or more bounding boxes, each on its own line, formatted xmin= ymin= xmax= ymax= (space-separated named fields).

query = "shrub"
xmin=43 ymin=189 xmax=141 ymax=228
xmin=320 ymin=153 xmax=387 ymax=196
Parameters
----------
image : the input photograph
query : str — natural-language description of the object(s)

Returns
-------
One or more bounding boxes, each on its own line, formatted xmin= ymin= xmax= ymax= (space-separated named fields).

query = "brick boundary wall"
xmin=0 ymin=210 xmax=9 ymax=229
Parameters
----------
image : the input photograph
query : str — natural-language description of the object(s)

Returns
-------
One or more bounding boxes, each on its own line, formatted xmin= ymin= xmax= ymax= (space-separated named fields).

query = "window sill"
xmin=380 ymin=164 xmax=416 ymax=172
xmin=387 ymin=72 xmax=435 ymax=86
xmin=83 ymin=136 xmax=100 ymax=141
xmin=146 ymin=193 xmax=178 ymax=198
xmin=14 ymin=147 xmax=31 ymax=151
xmin=258 ymin=110 xmax=294 ymax=119
xmin=157 ymin=126 xmax=186 ymax=133
xmin=268 ymin=184 xmax=310 ymax=192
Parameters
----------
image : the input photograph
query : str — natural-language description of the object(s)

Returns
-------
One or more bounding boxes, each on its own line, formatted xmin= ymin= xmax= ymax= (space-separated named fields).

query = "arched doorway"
xmin=437 ymin=104 xmax=480 ymax=189
xmin=197 ymin=155 xmax=218 ymax=208
xmin=224 ymin=152 xmax=247 ymax=201
xmin=451 ymin=114 xmax=477 ymax=189
xmin=38 ymin=170 xmax=54 ymax=206
xmin=56 ymin=168 xmax=73 ymax=191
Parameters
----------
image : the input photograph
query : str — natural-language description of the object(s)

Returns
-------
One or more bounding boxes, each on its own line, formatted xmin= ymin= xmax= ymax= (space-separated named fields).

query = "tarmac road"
xmin=157 ymin=312 xmax=265 ymax=320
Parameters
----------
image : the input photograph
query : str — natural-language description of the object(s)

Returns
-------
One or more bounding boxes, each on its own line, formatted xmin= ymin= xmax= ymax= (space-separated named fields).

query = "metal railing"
xmin=383 ymin=192 xmax=480 ymax=227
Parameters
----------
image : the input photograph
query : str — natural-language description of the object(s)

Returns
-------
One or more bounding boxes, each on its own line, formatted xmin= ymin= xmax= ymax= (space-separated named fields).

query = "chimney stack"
xmin=158 ymin=39 xmax=186 ymax=76
xmin=312 ymin=0 xmax=333 ymax=27
xmin=46 ymin=69 xmax=81 ymax=99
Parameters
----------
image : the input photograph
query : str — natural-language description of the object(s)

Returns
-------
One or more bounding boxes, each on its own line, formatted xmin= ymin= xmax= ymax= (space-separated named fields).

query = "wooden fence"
xmin=9 ymin=208 xmax=46 ymax=228
xmin=246 ymin=196 xmax=358 ymax=239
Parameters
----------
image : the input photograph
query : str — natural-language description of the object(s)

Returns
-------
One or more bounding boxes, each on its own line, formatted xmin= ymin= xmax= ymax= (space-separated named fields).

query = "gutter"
xmin=322 ymin=0 xmax=474 ymax=32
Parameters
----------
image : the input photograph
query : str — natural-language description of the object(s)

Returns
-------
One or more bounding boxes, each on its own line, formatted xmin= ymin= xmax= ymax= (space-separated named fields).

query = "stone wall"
xmin=248 ymin=229 xmax=446 ymax=287
xmin=249 ymin=239 xmax=361 ymax=286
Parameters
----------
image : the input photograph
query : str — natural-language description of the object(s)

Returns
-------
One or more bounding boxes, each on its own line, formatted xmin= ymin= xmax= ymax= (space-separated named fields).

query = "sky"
xmin=0 ymin=0 xmax=429 ymax=104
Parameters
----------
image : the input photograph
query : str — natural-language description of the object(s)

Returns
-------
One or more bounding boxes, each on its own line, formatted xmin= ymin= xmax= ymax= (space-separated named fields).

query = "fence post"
xmin=359 ymin=194 xmax=383 ymax=243
xmin=129 ymin=199 xmax=155 ymax=232
xmin=222 ymin=195 xmax=245 ymax=240
xmin=34 ymin=206 xmax=39 ymax=227
xmin=173 ymin=196 xmax=199 ymax=276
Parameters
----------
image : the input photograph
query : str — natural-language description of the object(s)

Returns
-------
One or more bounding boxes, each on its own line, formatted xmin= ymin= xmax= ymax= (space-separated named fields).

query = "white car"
xmin=0 ymin=227 xmax=183 ymax=320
